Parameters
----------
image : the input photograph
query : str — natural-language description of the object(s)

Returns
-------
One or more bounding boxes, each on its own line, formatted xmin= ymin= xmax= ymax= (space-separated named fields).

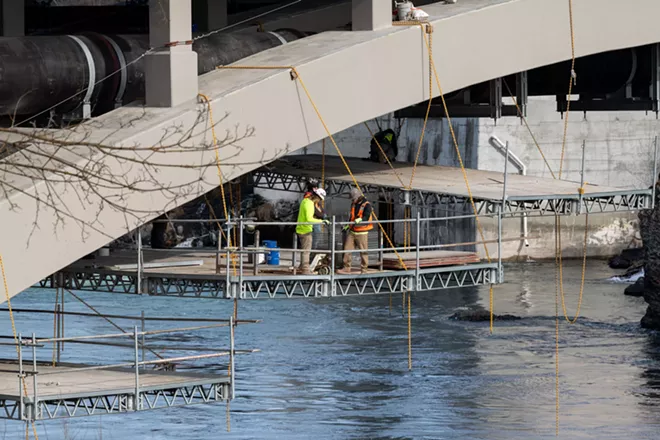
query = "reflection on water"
xmin=1 ymin=261 xmax=660 ymax=439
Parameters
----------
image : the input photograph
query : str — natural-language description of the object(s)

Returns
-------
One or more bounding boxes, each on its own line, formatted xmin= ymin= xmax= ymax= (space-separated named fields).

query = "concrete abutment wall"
xmin=279 ymin=96 xmax=657 ymax=259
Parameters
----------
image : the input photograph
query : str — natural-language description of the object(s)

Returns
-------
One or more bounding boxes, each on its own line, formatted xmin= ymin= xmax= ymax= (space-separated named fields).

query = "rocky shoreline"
xmin=639 ymin=204 xmax=660 ymax=329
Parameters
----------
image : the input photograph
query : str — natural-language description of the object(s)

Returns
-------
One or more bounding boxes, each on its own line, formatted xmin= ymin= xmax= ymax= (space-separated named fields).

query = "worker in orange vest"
xmin=340 ymin=188 xmax=374 ymax=273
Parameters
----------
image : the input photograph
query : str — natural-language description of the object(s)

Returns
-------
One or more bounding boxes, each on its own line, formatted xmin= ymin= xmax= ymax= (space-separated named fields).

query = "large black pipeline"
xmin=0 ymin=28 xmax=308 ymax=117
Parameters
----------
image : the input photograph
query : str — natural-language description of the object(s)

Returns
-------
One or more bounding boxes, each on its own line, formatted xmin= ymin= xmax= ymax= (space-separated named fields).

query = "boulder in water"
xmin=609 ymin=247 xmax=644 ymax=269
xmin=624 ymin=277 xmax=645 ymax=297
xmin=449 ymin=309 xmax=521 ymax=322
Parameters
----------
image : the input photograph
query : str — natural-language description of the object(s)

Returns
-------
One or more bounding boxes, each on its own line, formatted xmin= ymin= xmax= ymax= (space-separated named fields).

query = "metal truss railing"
xmin=25 ymin=382 xmax=229 ymax=421
xmin=38 ymin=209 xmax=506 ymax=300
xmin=42 ymin=263 xmax=498 ymax=299
xmin=252 ymin=169 xmax=652 ymax=217
xmin=0 ymin=315 xmax=256 ymax=422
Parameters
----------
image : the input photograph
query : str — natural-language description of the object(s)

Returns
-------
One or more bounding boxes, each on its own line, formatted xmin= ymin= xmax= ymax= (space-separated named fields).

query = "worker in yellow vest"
xmin=340 ymin=188 xmax=374 ymax=273
xmin=296 ymin=187 xmax=329 ymax=274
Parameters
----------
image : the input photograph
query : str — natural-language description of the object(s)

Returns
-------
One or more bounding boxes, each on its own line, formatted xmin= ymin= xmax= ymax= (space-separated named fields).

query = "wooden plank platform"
xmin=272 ymin=155 xmax=637 ymax=201
xmin=40 ymin=247 xmax=498 ymax=299
xmin=0 ymin=360 xmax=231 ymax=421
xmin=381 ymin=250 xmax=480 ymax=270
xmin=0 ymin=361 xmax=228 ymax=400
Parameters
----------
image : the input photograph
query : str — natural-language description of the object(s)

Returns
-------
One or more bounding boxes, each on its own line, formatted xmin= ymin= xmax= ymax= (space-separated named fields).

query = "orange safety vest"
xmin=349 ymin=200 xmax=373 ymax=232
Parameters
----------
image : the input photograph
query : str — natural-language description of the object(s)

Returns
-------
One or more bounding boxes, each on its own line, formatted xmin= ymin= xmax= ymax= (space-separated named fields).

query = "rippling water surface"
xmin=2 ymin=260 xmax=660 ymax=439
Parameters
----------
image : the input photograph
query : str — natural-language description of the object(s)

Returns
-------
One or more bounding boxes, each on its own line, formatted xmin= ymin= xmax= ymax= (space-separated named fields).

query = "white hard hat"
xmin=313 ymin=188 xmax=326 ymax=200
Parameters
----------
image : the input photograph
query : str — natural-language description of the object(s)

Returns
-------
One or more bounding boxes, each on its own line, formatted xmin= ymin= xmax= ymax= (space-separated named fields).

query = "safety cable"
xmin=408 ymin=24 xmax=496 ymax=333
xmin=198 ymin=93 xmax=239 ymax=279
xmin=556 ymin=1 xmax=579 ymax=434
xmin=217 ymin=63 xmax=413 ymax=369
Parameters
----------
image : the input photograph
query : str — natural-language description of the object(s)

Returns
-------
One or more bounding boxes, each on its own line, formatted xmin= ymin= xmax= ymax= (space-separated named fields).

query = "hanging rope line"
xmin=1 ymin=255 xmax=40 ymax=440
xmin=217 ymin=63 xmax=413 ymax=369
xmin=559 ymin=0 xmax=578 ymax=181
xmin=502 ymin=79 xmax=557 ymax=179
xmin=499 ymin=41 xmax=587 ymax=329
xmin=409 ymin=23 xmax=496 ymax=333
xmin=408 ymin=24 xmax=435 ymax=190
xmin=557 ymin=2 xmax=577 ymax=434
xmin=198 ymin=93 xmax=239 ymax=275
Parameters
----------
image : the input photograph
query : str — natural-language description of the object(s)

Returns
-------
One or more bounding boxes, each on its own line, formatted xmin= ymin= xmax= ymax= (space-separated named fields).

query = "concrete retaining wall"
xmin=275 ymin=96 xmax=657 ymax=259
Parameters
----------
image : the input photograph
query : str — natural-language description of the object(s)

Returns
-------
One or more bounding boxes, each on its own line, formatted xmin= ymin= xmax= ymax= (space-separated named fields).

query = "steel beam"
xmin=39 ymin=263 xmax=498 ymax=299
xmin=252 ymin=169 xmax=652 ymax=217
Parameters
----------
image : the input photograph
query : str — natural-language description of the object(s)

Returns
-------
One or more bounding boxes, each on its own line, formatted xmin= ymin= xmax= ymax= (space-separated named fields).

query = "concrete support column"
xmin=0 ymin=0 xmax=24 ymax=37
xmin=145 ymin=0 xmax=198 ymax=108
xmin=193 ymin=0 xmax=228 ymax=33
xmin=352 ymin=0 xmax=391 ymax=31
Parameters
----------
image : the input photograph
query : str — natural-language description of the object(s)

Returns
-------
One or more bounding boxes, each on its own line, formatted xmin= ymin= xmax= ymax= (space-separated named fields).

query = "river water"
xmin=2 ymin=260 xmax=660 ymax=439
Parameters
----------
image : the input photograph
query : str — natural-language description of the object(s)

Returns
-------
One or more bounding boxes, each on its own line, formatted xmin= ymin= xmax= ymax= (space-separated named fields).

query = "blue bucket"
xmin=263 ymin=240 xmax=280 ymax=265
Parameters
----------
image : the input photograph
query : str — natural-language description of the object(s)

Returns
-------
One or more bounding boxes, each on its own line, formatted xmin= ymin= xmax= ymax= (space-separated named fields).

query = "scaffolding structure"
xmin=0 ymin=312 xmax=258 ymax=422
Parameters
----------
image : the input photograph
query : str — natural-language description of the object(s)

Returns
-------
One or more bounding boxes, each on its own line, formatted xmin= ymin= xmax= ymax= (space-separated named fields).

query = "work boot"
xmin=299 ymin=266 xmax=312 ymax=275
xmin=337 ymin=267 xmax=352 ymax=274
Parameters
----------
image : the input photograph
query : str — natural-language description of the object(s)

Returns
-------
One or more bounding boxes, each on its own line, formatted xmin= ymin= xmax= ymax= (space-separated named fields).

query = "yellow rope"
xmin=556 ymin=215 xmax=588 ymax=323
xmin=203 ymin=194 xmax=229 ymax=243
xmin=559 ymin=0 xmax=577 ymax=180
xmin=556 ymin=0 xmax=583 ymax=323
xmin=288 ymin=67 xmax=410 ymax=270
xmin=556 ymin=1 xmax=578 ymax=435
xmin=216 ymin=63 xmax=412 ymax=368
xmin=418 ymin=26 xmax=495 ymax=333
xmin=1 ymin=255 xmax=39 ymax=440
xmin=500 ymin=57 xmax=586 ymax=326
xmin=198 ymin=93 xmax=238 ymax=278
xmin=502 ymin=79 xmax=557 ymax=179
xmin=408 ymin=24 xmax=434 ymax=190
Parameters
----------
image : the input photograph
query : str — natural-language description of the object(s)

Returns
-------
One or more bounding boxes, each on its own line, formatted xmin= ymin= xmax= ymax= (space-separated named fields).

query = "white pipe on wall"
xmin=488 ymin=136 xmax=530 ymax=248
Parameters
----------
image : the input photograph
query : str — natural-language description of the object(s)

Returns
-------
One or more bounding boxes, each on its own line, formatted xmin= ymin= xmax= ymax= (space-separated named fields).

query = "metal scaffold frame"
xmin=0 ymin=314 xmax=257 ymax=422
xmin=40 ymin=264 xmax=497 ymax=299
xmin=0 ymin=378 xmax=230 ymax=421
xmin=252 ymin=168 xmax=652 ymax=217
xmin=37 ymin=213 xmax=501 ymax=299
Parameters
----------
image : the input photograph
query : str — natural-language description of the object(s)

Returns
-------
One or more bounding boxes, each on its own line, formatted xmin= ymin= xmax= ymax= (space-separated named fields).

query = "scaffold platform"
xmin=0 ymin=361 xmax=230 ymax=421
xmin=0 ymin=313 xmax=249 ymax=422
xmin=253 ymin=155 xmax=652 ymax=216
xmin=38 ymin=249 xmax=499 ymax=299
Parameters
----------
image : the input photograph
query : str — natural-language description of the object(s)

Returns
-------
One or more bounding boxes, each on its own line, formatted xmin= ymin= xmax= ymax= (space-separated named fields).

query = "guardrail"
xmin=1 ymin=312 xmax=259 ymax=421
xmin=114 ymin=209 xmax=509 ymax=296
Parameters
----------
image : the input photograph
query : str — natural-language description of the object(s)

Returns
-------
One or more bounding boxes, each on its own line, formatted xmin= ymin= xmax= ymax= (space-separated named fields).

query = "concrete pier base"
xmin=145 ymin=0 xmax=198 ymax=107
xmin=352 ymin=0 xmax=391 ymax=31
